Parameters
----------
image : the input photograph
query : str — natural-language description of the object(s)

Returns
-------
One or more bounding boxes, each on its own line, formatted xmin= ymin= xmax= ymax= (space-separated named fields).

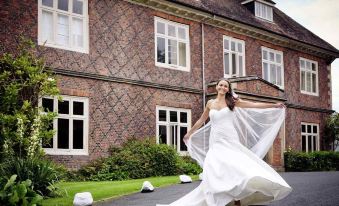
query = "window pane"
xmin=42 ymin=10 xmax=54 ymax=43
xmin=267 ymin=7 xmax=273 ymax=20
xmin=42 ymin=98 xmax=54 ymax=112
xmin=157 ymin=37 xmax=165 ymax=63
xmin=276 ymin=66 xmax=282 ymax=86
xmin=224 ymin=39 xmax=229 ymax=50
xmin=306 ymin=72 xmax=311 ymax=92
xmin=237 ymin=42 xmax=242 ymax=53
xmin=300 ymin=60 xmax=305 ymax=68
xmin=73 ymin=101 xmax=84 ymax=115
xmin=302 ymin=135 xmax=306 ymax=152
xmin=72 ymin=18 xmax=83 ymax=48
xmin=224 ymin=52 xmax=229 ymax=75
xmin=57 ymin=118 xmax=69 ymax=149
xmin=73 ymin=0 xmax=83 ymax=14
xmin=308 ymin=135 xmax=312 ymax=152
xmin=58 ymin=0 xmax=68 ymax=11
xmin=169 ymin=125 xmax=177 ymax=149
xmin=58 ymin=100 xmax=69 ymax=114
xmin=313 ymin=126 xmax=317 ymax=133
xmin=180 ymin=127 xmax=188 ymax=151
xmin=57 ymin=14 xmax=69 ymax=46
xmin=301 ymin=124 xmax=306 ymax=133
xmin=313 ymin=136 xmax=316 ymax=151
xmin=159 ymin=110 xmax=166 ymax=121
xmin=157 ymin=22 xmax=165 ymax=34
xmin=306 ymin=61 xmax=311 ymax=70
xmin=180 ymin=112 xmax=187 ymax=123
xmin=239 ymin=55 xmax=243 ymax=76
xmin=262 ymin=4 xmax=267 ymax=18
xmin=170 ymin=111 xmax=177 ymax=122
xmin=311 ymin=63 xmax=316 ymax=71
xmin=42 ymin=121 xmax=53 ymax=148
xmin=276 ymin=54 xmax=281 ymax=63
xmin=159 ymin=125 xmax=167 ymax=144
xmin=269 ymin=52 xmax=274 ymax=61
xmin=263 ymin=50 xmax=268 ymax=60
xmin=42 ymin=0 xmax=53 ymax=7
xmin=231 ymin=41 xmax=236 ymax=51
xmin=178 ymin=42 xmax=186 ymax=67
xmin=307 ymin=125 xmax=312 ymax=133
xmin=168 ymin=25 xmax=176 ymax=37
xmin=178 ymin=27 xmax=186 ymax=39
xmin=263 ymin=62 xmax=269 ymax=81
xmin=270 ymin=64 xmax=276 ymax=84
xmin=168 ymin=39 xmax=177 ymax=65
xmin=73 ymin=119 xmax=83 ymax=149
xmin=312 ymin=73 xmax=317 ymax=93
xmin=301 ymin=71 xmax=305 ymax=91
xmin=231 ymin=53 xmax=236 ymax=75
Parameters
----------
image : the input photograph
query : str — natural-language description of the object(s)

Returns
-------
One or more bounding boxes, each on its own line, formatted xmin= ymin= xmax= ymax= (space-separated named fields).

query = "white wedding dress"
xmin=157 ymin=107 xmax=292 ymax=206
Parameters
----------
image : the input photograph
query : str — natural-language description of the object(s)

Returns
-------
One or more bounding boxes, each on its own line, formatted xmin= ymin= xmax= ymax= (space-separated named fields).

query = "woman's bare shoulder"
xmin=206 ymin=99 xmax=215 ymax=109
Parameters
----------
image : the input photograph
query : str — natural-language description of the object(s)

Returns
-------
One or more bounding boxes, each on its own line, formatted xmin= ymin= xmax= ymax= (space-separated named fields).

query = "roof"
xmin=168 ymin=0 xmax=339 ymax=55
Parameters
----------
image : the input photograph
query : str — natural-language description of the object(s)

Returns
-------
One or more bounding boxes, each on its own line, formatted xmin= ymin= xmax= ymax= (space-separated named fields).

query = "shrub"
xmin=77 ymin=137 xmax=201 ymax=181
xmin=284 ymin=150 xmax=339 ymax=172
xmin=0 ymin=157 xmax=62 ymax=197
xmin=0 ymin=175 xmax=43 ymax=206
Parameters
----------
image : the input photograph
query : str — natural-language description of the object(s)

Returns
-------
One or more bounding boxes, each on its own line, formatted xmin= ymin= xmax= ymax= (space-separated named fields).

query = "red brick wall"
xmin=54 ymin=75 xmax=203 ymax=169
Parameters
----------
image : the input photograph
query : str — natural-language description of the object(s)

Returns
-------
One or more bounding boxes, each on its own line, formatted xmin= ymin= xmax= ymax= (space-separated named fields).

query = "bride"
xmin=157 ymin=78 xmax=292 ymax=206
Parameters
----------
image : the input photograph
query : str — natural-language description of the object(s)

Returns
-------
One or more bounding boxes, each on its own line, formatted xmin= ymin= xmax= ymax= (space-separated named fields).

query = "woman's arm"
xmin=183 ymin=100 xmax=212 ymax=141
xmin=235 ymin=98 xmax=285 ymax=109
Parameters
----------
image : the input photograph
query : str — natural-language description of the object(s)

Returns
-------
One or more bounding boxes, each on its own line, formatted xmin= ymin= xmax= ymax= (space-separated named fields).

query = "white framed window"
xmin=38 ymin=0 xmax=89 ymax=53
xmin=262 ymin=47 xmax=284 ymax=88
xmin=154 ymin=17 xmax=190 ymax=72
xmin=40 ymin=95 xmax=89 ymax=155
xmin=300 ymin=58 xmax=319 ymax=96
xmin=301 ymin=122 xmax=319 ymax=152
xmin=223 ymin=36 xmax=245 ymax=78
xmin=156 ymin=106 xmax=191 ymax=154
xmin=255 ymin=1 xmax=273 ymax=22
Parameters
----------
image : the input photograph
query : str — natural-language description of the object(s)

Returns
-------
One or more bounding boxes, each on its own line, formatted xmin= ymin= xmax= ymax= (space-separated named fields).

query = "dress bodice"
xmin=209 ymin=107 xmax=238 ymax=143
xmin=209 ymin=107 xmax=234 ymax=126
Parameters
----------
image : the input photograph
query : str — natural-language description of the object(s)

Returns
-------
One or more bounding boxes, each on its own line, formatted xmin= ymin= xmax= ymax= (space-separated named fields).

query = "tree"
xmin=323 ymin=112 xmax=339 ymax=151
xmin=0 ymin=37 xmax=59 ymax=161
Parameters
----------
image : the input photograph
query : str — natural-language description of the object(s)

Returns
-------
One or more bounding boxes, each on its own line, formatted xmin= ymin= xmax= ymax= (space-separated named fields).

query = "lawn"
xmin=42 ymin=175 xmax=199 ymax=206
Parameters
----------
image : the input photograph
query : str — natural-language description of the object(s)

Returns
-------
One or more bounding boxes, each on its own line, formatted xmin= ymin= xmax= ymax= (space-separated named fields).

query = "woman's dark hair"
xmin=216 ymin=78 xmax=238 ymax=111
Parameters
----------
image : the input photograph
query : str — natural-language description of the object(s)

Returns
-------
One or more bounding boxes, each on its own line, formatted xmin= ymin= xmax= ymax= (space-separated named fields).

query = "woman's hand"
xmin=274 ymin=102 xmax=286 ymax=108
xmin=183 ymin=133 xmax=190 ymax=143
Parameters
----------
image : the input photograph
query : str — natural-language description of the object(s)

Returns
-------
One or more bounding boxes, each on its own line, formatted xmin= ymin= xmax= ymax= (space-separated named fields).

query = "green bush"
xmin=77 ymin=138 xmax=201 ymax=181
xmin=284 ymin=150 xmax=339 ymax=172
xmin=0 ymin=157 xmax=62 ymax=197
xmin=0 ymin=175 xmax=43 ymax=206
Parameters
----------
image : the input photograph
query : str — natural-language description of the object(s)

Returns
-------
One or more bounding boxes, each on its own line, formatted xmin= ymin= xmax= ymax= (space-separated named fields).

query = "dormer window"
xmin=255 ymin=1 xmax=273 ymax=21
xmin=242 ymin=0 xmax=275 ymax=22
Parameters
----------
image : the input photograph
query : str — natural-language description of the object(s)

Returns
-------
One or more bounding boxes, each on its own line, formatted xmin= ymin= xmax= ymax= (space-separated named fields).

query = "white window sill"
xmin=44 ymin=149 xmax=88 ymax=156
xmin=301 ymin=91 xmax=319 ymax=96
xmin=38 ymin=41 xmax=89 ymax=54
xmin=155 ymin=62 xmax=190 ymax=72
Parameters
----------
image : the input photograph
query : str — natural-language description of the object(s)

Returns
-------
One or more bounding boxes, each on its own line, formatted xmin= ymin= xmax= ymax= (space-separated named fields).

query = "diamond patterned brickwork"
xmin=0 ymin=0 xmax=203 ymax=90
xmin=53 ymin=75 xmax=203 ymax=169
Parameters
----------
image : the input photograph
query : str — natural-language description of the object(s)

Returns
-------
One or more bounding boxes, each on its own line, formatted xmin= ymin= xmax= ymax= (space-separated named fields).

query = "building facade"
xmin=1 ymin=0 xmax=338 ymax=170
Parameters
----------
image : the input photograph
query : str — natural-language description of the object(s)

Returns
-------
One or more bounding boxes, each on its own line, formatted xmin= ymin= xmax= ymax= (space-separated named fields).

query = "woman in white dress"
xmin=157 ymin=78 xmax=292 ymax=206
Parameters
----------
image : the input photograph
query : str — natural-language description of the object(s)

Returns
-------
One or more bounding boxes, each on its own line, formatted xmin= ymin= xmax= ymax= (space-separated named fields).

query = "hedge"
xmin=284 ymin=150 xmax=339 ymax=172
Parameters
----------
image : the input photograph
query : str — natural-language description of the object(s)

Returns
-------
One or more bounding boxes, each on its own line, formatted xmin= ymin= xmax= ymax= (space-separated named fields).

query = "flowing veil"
xmin=186 ymin=100 xmax=285 ymax=167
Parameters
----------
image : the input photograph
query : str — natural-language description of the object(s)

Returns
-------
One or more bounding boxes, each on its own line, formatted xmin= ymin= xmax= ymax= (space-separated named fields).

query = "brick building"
xmin=1 ymin=0 xmax=338 ymax=170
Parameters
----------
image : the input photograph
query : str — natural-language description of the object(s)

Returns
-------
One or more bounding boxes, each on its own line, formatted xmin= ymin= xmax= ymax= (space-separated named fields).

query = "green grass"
xmin=42 ymin=175 xmax=199 ymax=206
